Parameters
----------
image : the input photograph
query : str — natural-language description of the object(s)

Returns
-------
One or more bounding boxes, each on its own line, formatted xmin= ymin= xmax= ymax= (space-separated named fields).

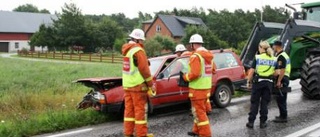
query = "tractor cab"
xmin=302 ymin=2 xmax=320 ymax=22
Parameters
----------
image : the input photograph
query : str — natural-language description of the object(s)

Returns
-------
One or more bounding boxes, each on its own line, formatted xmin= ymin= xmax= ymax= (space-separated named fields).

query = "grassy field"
xmin=0 ymin=57 xmax=122 ymax=137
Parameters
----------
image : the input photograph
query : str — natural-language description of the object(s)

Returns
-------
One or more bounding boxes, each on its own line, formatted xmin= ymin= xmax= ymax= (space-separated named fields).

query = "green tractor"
xmin=240 ymin=1 xmax=320 ymax=99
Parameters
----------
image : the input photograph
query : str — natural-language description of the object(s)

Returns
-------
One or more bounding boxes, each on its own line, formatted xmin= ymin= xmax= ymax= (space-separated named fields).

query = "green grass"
xmin=0 ymin=57 xmax=122 ymax=136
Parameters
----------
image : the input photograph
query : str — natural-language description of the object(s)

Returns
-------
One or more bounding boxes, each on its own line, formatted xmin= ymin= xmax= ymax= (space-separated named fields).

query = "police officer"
xmin=246 ymin=41 xmax=276 ymax=129
xmin=272 ymin=40 xmax=291 ymax=123
xmin=183 ymin=34 xmax=213 ymax=137
xmin=122 ymin=29 xmax=154 ymax=137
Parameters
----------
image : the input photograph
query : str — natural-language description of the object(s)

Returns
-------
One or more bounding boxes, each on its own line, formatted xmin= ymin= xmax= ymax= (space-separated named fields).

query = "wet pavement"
xmin=36 ymin=80 xmax=320 ymax=137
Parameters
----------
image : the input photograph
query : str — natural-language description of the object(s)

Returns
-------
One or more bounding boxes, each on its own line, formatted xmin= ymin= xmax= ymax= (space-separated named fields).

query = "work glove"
xmin=147 ymin=85 xmax=156 ymax=97
xmin=178 ymin=71 xmax=189 ymax=87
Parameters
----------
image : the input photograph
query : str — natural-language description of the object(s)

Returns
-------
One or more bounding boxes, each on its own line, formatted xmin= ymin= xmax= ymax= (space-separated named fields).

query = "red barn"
xmin=0 ymin=11 xmax=56 ymax=52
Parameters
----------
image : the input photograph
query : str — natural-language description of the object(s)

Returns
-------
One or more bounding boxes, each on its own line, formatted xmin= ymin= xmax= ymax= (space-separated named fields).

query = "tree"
xmin=29 ymin=24 xmax=54 ymax=48
xmin=40 ymin=9 xmax=50 ymax=14
xmin=144 ymin=34 xmax=176 ymax=57
xmin=13 ymin=4 xmax=39 ymax=13
xmin=113 ymin=38 xmax=127 ymax=53
xmin=53 ymin=3 xmax=87 ymax=51
xmin=95 ymin=17 xmax=125 ymax=49
xmin=153 ymin=34 xmax=176 ymax=51
xmin=144 ymin=39 xmax=163 ymax=57
xmin=181 ymin=25 xmax=228 ymax=50
xmin=13 ymin=4 xmax=50 ymax=14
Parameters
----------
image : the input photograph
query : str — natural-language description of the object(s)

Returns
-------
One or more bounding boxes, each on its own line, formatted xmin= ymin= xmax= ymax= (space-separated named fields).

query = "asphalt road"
xmin=35 ymin=80 xmax=320 ymax=137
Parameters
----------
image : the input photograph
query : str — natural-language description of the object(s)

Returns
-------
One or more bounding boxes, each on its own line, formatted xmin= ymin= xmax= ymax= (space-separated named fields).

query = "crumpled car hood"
xmin=74 ymin=77 xmax=122 ymax=90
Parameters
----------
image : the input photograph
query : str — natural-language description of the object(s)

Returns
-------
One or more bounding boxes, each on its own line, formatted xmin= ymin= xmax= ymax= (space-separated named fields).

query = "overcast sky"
xmin=0 ymin=0 xmax=318 ymax=18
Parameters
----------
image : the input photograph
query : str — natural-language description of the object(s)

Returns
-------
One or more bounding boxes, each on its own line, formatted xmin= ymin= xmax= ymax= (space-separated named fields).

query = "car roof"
xmin=148 ymin=49 xmax=234 ymax=60
xmin=211 ymin=49 xmax=234 ymax=54
xmin=149 ymin=54 xmax=177 ymax=60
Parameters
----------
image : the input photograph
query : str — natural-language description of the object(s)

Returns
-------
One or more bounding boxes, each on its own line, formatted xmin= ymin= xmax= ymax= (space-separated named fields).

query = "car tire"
xmin=213 ymin=84 xmax=232 ymax=108
xmin=300 ymin=55 xmax=320 ymax=99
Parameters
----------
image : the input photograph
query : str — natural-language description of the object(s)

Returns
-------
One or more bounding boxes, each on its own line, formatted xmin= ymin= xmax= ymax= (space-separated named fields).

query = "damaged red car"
xmin=76 ymin=49 xmax=246 ymax=114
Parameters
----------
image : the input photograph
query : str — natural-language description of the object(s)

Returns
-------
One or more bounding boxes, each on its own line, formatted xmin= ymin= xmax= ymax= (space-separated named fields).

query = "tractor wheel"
xmin=300 ymin=55 xmax=320 ymax=99
xmin=212 ymin=84 xmax=232 ymax=108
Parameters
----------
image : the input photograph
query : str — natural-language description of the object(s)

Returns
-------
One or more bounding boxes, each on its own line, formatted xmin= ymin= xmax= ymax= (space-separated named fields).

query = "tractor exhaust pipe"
xmin=285 ymin=4 xmax=299 ymax=19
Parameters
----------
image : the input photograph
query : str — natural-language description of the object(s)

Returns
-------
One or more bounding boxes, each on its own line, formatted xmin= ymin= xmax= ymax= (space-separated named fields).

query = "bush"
xmin=20 ymin=48 xmax=29 ymax=55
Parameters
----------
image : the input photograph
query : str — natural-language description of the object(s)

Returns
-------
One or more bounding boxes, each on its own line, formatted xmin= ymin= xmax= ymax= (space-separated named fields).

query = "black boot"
xmin=260 ymin=122 xmax=267 ymax=128
xmin=187 ymin=131 xmax=198 ymax=136
xmin=246 ymin=122 xmax=254 ymax=128
xmin=273 ymin=116 xmax=287 ymax=123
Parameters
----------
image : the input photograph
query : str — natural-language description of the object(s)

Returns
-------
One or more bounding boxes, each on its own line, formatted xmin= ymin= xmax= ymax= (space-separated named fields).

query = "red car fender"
xmin=104 ymin=86 xmax=125 ymax=104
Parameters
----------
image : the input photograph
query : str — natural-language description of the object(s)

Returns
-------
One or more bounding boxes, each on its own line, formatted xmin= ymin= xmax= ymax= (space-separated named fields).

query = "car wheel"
xmin=213 ymin=84 xmax=232 ymax=108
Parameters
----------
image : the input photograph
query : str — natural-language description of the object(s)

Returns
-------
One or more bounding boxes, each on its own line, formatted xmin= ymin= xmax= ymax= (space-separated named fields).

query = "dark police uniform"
xmin=248 ymin=53 xmax=275 ymax=127
xmin=274 ymin=50 xmax=290 ymax=121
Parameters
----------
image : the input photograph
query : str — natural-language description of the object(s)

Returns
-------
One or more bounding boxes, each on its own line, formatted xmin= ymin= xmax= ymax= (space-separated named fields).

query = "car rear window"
xmin=214 ymin=53 xmax=239 ymax=69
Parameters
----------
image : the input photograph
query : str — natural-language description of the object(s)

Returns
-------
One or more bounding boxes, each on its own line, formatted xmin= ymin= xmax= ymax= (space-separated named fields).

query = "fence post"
xmin=31 ymin=51 xmax=33 ymax=58
xmin=70 ymin=53 xmax=72 ymax=60
xmin=112 ymin=52 xmax=114 ymax=63
xmin=89 ymin=53 xmax=91 ymax=61
xmin=100 ymin=53 xmax=102 ymax=62
xmin=45 ymin=51 xmax=48 ymax=58
xmin=38 ymin=51 xmax=40 ymax=58
xmin=62 ymin=53 xmax=64 ymax=60
xmin=79 ymin=53 xmax=81 ymax=60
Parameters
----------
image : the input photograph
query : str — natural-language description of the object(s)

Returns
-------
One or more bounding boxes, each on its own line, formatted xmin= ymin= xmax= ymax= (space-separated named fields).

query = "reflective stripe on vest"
xmin=278 ymin=52 xmax=291 ymax=77
xmin=189 ymin=53 xmax=212 ymax=89
xmin=122 ymin=47 xmax=145 ymax=88
xmin=255 ymin=53 xmax=276 ymax=77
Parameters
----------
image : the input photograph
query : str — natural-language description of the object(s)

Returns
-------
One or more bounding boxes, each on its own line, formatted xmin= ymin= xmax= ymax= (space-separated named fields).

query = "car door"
xmin=155 ymin=57 xmax=189 ymax=105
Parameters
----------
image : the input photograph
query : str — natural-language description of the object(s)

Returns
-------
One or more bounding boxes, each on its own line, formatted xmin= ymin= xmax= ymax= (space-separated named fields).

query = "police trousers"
xmin=275 ymin=76 xmax=290 ymax=118
xmin=248 ymin=81 xmax=272 ymax=123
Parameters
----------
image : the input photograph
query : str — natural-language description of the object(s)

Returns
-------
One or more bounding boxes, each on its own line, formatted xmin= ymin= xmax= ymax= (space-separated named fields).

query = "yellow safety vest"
xmin=255 ymin=53 xmax=276 ymax=77
xmin=188 ymin=53 xmax=212 ymax=89
xmin=122 ymin=47 xmax=145 ymax=88
xmin=178 ymin=59 xmax=188 ymax=73
xmin=277 ymin=52 xmax=291 ymax=77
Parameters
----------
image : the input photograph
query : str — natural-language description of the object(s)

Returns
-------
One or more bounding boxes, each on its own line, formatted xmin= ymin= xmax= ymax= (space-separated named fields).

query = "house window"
xmin=15 ymin=42 xmax=19 ymax=49
xmin=156 ymin=25 xmax=161 ymax=32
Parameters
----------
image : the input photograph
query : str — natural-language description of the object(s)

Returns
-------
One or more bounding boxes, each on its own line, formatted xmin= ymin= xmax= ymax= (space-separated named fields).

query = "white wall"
xmin=0 ymin=40 xmax=48 ymax=53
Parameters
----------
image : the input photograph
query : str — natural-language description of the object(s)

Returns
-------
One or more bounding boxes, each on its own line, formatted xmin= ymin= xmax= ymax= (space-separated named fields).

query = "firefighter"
xmin=183 ymin=34 xmax=213 ymax=137
xmin=175 ymin=44 xmax=213 ymax=115
xmin=122 ymin=29 xmax=154 ymax=137
xmin=246 ymin=41 xmax=276 ymax=129
xmin=272 ymin=40 xmax=291 ymax=123
xmin=175 ymin=44 xmax=188 ymax=57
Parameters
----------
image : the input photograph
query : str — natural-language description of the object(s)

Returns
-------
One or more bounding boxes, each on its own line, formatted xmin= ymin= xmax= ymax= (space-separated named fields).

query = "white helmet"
xmin=189 ymin=34 xmax=203 ymax=44
xmin=175 ymin=44 xmax=187 ymax=52
xmin=129 ymin=29 xmax=145 ymax=40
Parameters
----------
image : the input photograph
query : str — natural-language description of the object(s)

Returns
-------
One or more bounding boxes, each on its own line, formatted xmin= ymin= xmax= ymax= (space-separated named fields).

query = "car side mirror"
xmin=157 ymin=73 xmax=164 ymax=79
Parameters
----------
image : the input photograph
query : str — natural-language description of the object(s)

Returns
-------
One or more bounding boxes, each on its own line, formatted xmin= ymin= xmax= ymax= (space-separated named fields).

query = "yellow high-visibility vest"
xmin=122 ymin=47 xmax=145 ymax=88
xmin=188 ymin=53 xmax=212 ymax=89
xmin=255 ymin=53 xmax=276 ymax=77
xmin=277 ymin=52 xmax=291 ymax=77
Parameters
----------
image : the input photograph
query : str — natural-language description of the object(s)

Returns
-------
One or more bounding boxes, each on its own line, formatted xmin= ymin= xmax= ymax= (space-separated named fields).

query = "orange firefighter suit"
xmin=183 ymin=47 xmax=213 ymax=137
xmin=182 ymin=51 xmax=213 ymax=114
xmin=122 ymin=41 xmax=153 ymax=137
